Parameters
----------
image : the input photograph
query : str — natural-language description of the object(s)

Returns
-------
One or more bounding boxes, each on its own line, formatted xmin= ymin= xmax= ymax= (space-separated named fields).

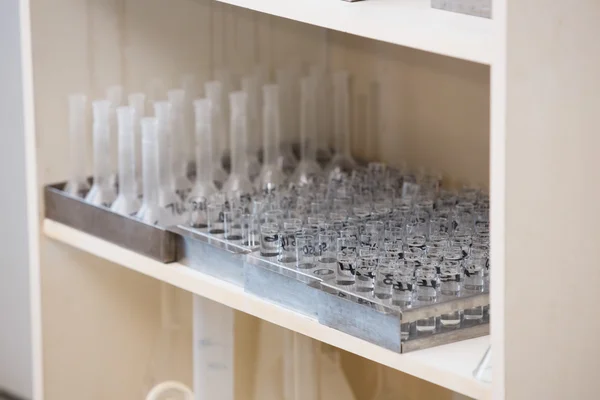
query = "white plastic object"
xmin=128 ymin=92 xmax=146 ymax=196
xmin=106 ymin=85 xmax=124 ymax=186
xmin=292 ymin=76 xmax=322 ymax=185
xmin=204 ymin=80 xmax=229 ymax=187
xmin=275 ymin=68 xmax=299 ymax=175
xmin=257 ymin=84 xmax=286 ymax=192
xmin=168 ymin=89 xmax=193 ymax=201
xmin=145 ymin=381 xmax=193 ymax=400
xmin=182 ymin=74 xmax=201 ymax=174
xmin=64 ymin=93 xmax=90 ymax=198
xmin=135 ymin=117 xmax=161 ymax=225
xmin=222 ymin=91 xmax=254 ymax=197
xmin=241 ymin=75 xmax=262 ymax=182
xmin=111 ymin=106 xmax=141 ymax=215
xmin=327 ymin=71 xmax=357 ymax=175
xmin=85 ymin=100 xmax=117 ymax=207
xmin=193 ymin=295 xmax=234 ymax=400
xmin=154 ymin=101 xmax=186 ymax=225
xmin=189 ymin=99 xmax=219 ymax=201
xmin=310 ymin=65 xmax=333 ymax=165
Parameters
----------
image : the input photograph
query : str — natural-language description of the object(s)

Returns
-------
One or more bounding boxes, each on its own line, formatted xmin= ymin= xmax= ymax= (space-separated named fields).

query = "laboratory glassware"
xmin=204 ymin=81 xmax=229 ymax=188
xmin=155 ymin=101 xmax=187 ymax=225
xmin=241 ymin=213 xmax=260 ymax=248
xmin=106 ymin=85 xmax=124 ymax=187
xmin=463 ymin=250 xmax=486 ymax=320
xmin=168 ymin=89 xmax=193 ymax=201
xmin=85 ymin=100 xmax=118 ymax=207
xmin=279 ymin=218 xmax=302 ymax=264
xmin=222 ymin=91 xmax=254 ymax=197
xmin=309 ymin=65 xmax=333 ymax=165
xmin=207 ymin=203 xmax=225 ymax=236
xmin=415 ymin=266 xmax=439 ymax=332
xmin=111 ymin=106 xmax=141 ymax=215
xmin=336 ymin=237 xmax=357 ymax=285
xmin=128 ymin=93 xmax=146 ymax=197
xmin=275 ymin=68 xmax=299 ymax=175
xmin=223 ymin=207 xmax=243 ymax=241
xmin=439 ymin=260 xmax=463 ymax=327
xmin=188 ymin=99 xmax=219 ymax=227
xmin=181 ymin=74 xmax=200 ymax=178
xmin=135 ymin=117 xmax=161 ymax=225
xmin=241 ymin=75 xmax=262 ymax=182
xmin=355 ymin=250 xmax=377 ymax=292
xmin=326 ymin=71 xmax=357 ymax=176
xmin=374 ymin=256 xmax=397 ymax=300
xmin=392 ymin=264 xmax=415 ymax=338
xmin=291 ymin=76 xmax=322 ymax=186
xmin=260 ymin=222 xmax=281 ymax=258
xmin=257 ymin=84 xmax=286 ymax=193
xmin=64 ymin=94 xmax=90 ymax=198
xmin=296 ymin=234 xmax=317 ymax=270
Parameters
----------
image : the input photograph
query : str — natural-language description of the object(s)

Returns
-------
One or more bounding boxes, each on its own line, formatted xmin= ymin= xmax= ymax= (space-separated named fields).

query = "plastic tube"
xmin=182 ymin=74 xmax=201 ymax=177
xmin=222 ymin=91 xmax=254 ymax=197
xmin=204 ymin=81 xmax=229 ymax=188
xmin=292 ymin=76 xmax=322 ymax=185
xmin=189 ymin=98 xmax=218 ymax=200
xmin=193 ymin=296 xmax=234 ymax=400
xmin=168 ymin=89 xmax=193 ymax=201
xmin=135 ymin=117 xmax=161 ymax=225
xmin=257 ymin=84 xmax=285 ymax=192
xmin=310 ymin=65 xmax=333 ymax=165
xmin=326 ymin=71 xmax=357 ymax=175
xmin=64 ymin=93 xmax=90 ymax=198
xmin=111 ymin=106 xmax=141 ymax=215
xmin=85 ymin=100 xmax=118 ymax=207
xmin=128 ymin=93 xmax=146 ymax=197
xmin=154 ymin=101 xmax=186 ymax=225
xmin=275 ymin=68 xmax=299 ymax=175
xmin=241 ymin=75 xmax=262 ymax=182
xmin=106 ymin=85 xmax=124 ymax=186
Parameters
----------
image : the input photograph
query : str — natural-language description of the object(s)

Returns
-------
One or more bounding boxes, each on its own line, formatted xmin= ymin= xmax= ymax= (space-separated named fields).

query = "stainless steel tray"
xmin=44 ymin=181 xmax=177 ymax=262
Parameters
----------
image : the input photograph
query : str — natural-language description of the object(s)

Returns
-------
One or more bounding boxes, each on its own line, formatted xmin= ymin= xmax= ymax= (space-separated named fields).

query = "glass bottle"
xmin=168 ymin=89 xmax=193 ymax=201
xmin=275 ymin=68 xmax=299 ymax=175
xmin=205 ymin=81 xmax=230 ymax=188
xmin=64 ymin=93 xmax=90 ymax=198
xmin=222 ymin=92 xmax=254 ymax=198
xmin=242 ymin=75 xmax=262 ymax=182
xmin=256 ymin=84 xmax=286 ymax=193
xmin=326 ymin=71 xmax=357 ymax=176
xmin=309 ymin=65 xmax=333 ymax=165
xmin=291 ymin=76 xmax=322 ymax=185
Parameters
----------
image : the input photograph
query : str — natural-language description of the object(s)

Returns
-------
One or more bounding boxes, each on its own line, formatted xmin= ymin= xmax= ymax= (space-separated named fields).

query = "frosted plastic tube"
xmin=106 ymin=85 xmax=123 ymax=183
xmin=310 ymin=65 xmax=332 ymax=153
xmin=215 ymin=69 xmax=233 ymax=152
xmin=275 ymin=68 xmax=299 ymax=174
xmin=262 ymin=84 xmax=281 ymax=167
xmin=242 ymin=75 xmax=261 ymax=154
xmin=168 ymin=89 xmax=193 ymax=200
xmin=85 ymin=100 xmax=117 ymax=207
xmin=193 ymin=99 xmax=216 ymax=192
xmin=223 ymin=92 xmax=254 ymax=196
xmin=182 ymin=74 xmax=201 ymax=169
xmin=135 ymin=117 xmax=161 ymax=225
xmin=111 ymin=106 xmax=141 ymax=215
xmin=64 ymin=93 xmax=90 ymax=197
xmin=299 ymin=77 xmax=317 ymax=163
xmin=333 ymin=71 xmax=352 ymax=157
xmin=204 ymin=81 xmax=229 ymax=187
xmin=193 ymin=296 xmax=234 ymax=400
xmin=128 ymin=93 xmax=146 ymax=196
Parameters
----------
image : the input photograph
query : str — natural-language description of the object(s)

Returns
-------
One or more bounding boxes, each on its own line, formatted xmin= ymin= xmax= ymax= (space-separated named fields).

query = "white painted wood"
xmin=43 ymin=219 xmax=491 ymax=400
xmin=215 ymin=0 xmax=493 ymax=65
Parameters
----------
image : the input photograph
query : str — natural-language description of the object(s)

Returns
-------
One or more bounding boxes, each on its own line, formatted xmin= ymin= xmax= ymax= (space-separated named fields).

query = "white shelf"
xmin=217 ymin=0 xmax=493 ymax=65
xmin=43 ymin=219 xmax=491 ymax=399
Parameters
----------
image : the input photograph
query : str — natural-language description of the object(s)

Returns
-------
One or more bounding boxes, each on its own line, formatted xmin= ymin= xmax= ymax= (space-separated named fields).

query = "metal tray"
xmin=44 ymin=181 xmax=177 ymax=262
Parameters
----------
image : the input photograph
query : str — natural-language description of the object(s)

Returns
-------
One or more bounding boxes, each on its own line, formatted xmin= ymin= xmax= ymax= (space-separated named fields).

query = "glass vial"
xmin=415 ymin=266 xmax=439 ymax=333
xmin=257 ymin=84 xmax=286 ymax=193
xmin=111 ymin=106 xmax=141 ymax=215
xmin=64 ymin=94 xmax=90 ymax=198
xmin=326 ymin=71 xmax=357 ymax=176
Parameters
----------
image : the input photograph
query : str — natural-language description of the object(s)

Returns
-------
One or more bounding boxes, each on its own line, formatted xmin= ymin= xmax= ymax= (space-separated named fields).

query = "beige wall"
xmin=31 ymin=0 xmax=488 ymax=398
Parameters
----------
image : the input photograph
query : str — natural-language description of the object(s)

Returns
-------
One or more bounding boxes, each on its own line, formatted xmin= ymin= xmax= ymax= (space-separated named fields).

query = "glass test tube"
xmin=260 ymin=222 xmax=281 ymax=258
xmin=279 ymin=218 xmax=302 ymax=264
xmin=257 ymin=84 xmax=286 ymax=193
xmin=275 ymin=68 xmax=299 ymax=175
xmin=224 ymin=207 xmax=243 ymax=241
xmin=463 ymin=251 xmax=486 ymax=320
xmin=128 ymin=93 xmax=146 ymax=197
xmin=439 ymin=260 xmax=463 ymax=328
xmin=222 ymin=92 xmax=254 ymax=197
xmin=154 ymin=101 xmax=186 ymax=225
xmin=168 ymin=89 xmax=193 ymax=201
xmin=188 ymin=99 xmax=219 ymax=229
xmin=135 ymin=118 xmax=162 ymax=225
xmin=326 ymin=71 xmax=357 ymax=175
xmin=355 ymin=250 xmax=377 ymax=293
xmin=374 ymin=256 xmax=397 ymax=300
xmin=204 ymin=81 xmax=229 ymax=188
xmin=292 ymin=76 xmax=322 ymax=185
xmin=296 ymin=234 xmax=316 ymax=269
xmin=106 ymin=85 xmax=123 ymax=187
xmin=241 ymin=75 xmax=262 ymax=182
xmin=415 ymin=266 xmax=439 ymax=333
xmin=85 ymin=100 xmax=117 ymax=207
xmin=111 ymin=106 xmax=141 ymax=215
xmin=309 ymin=65 xmax=333 ymax=165
xmin=392 ymin=264 xmax=415 ymax=339
xmin=336 ymin=237 xmax=357 ymax=285
xmin=64 ymin=94 xmax=90 ymax=198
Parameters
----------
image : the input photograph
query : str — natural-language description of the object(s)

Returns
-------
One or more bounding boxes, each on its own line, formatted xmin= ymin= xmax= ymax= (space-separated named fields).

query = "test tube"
xmin=275 ymin=68 xmax=299 ymax=175
xmin=260 ymin=222 xmax=281 ymax=258
xmin=463 ymin=250 xmax=486 ymax=320
xmin=336 ymin=237 xmax=357 ymax=285
xmin=223 ymin=207 xmax=243 ymax=241
xmin=111 ymin=106 xmax=141 ymax=215
xmin=439 ymin=260 xmax=463 ymax=328
xmin=415 ymin=266 xmax=439 ymax=333
xmin=279 ymin=218 xmax=302 ymax=264
xmin=128 ymin=93 xmax=146 ymax=197
xmin=309 ymin=65 xmax=333 ymax=165
xmin=168 ymin=89 xmax=193 ymax=201
xmin=182 ymin=74 xmax=200 ymax=177
xmin=326 ymin=71 xmax=357 ymax=175
xmin=154 ymin=101 xmax=186 ymax=225
xmin=374 ymin=256 xmax=397 ymax=300
xmin=392 ymin=263 xmax=415 ymax=339
xmin=188 ymin=99 xmax=219 ymax=228
xmin=241 ymin=75 xmax=262 ymax=182
xmin=291 ymin=76 xmax=322 ymax=185
xmin=355 ymin=250 xmax=377 ymax=293
xmin=106 ymin=85 xmax=123 ymax=187
xmin=256 ymin=84 xmax=286 ymax=193
xmin=204 ymin=81 xmax=230 ymax=187
xmin=85 ymin=100 xmax=117 ymax=207
xmin=222 ymin=92 xmax=254 ymax=197
xmin=296 ymin=234 xmax=316 ymax=269
xmin=64 ymin=94 xmax=90 ymax=198
xmin=135 ymin=118 xmax=161 ymax=225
